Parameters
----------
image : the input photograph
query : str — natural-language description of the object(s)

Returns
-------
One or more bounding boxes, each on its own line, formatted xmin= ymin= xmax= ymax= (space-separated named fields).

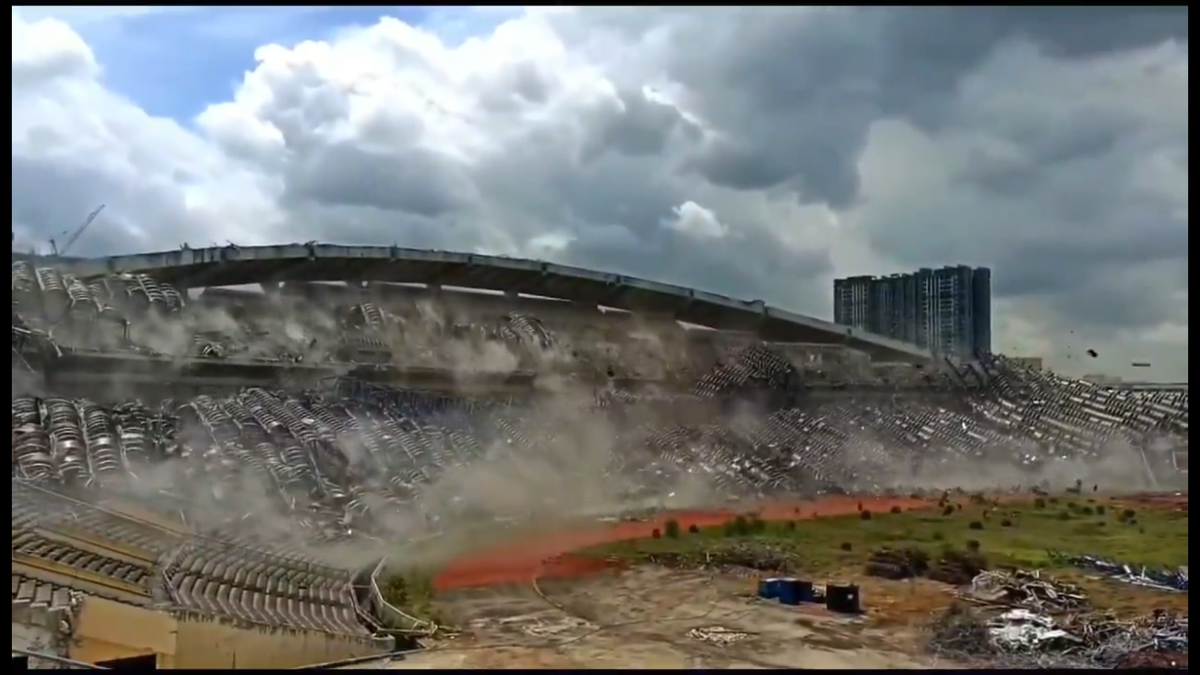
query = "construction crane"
xmin=49 ymin=204 xmax=104 ymax=257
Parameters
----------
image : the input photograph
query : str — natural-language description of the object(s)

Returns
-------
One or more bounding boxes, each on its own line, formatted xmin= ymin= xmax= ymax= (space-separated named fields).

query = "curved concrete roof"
xmin=67 ymin=244 xmax=932 ymax=361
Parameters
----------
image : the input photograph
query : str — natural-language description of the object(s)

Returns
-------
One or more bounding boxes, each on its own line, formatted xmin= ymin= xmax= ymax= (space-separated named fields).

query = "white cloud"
xmin=663 ymin=201 xmax=726 ymax=239
xmin=10 ymin=8 xmax=1188 ymax=379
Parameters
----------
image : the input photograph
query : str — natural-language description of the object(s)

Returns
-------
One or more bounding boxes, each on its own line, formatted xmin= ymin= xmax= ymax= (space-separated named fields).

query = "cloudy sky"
xmin=11 ymin=7 xmax=1188 ymax=379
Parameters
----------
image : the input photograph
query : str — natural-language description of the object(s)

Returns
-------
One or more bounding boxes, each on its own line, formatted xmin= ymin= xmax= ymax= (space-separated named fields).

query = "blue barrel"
xmin=757 ymin=578 xmax=781 ymax=599
xmin=777 ymin=578 xmax=802 ymax=605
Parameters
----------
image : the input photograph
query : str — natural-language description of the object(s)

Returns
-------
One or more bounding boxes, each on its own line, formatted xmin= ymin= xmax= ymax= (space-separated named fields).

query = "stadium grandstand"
xmin=12 ymin=246 xmax=1187 ymax=668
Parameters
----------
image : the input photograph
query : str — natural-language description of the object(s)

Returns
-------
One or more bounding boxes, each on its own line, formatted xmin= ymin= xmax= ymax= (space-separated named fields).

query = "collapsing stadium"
xmin=12 ymin=246 xmax=1188 ymax=668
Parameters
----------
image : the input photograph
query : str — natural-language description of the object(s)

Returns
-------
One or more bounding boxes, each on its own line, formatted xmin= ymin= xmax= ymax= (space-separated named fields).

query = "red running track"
xmin=434 ymin=495 xmax=929 ymax=590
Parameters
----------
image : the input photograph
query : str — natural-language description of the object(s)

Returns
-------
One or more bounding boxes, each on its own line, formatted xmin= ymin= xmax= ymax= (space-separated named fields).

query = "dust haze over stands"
xmin=12 ymin=257 xmax=1188 ymax=552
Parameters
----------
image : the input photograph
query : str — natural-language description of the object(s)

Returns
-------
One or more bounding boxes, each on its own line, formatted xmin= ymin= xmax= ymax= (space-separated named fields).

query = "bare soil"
xmin=351 ymin=491 xmax=1186 ymax=670
xmin=355 ymin=566 xmax=947 ymax=669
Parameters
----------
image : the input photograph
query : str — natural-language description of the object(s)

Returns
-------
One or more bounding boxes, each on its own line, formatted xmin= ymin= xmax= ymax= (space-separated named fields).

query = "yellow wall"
xmin=172 ymin=614 xmax=388 ymax=669
xmin=70 ymin=597 xmax=176 ymax=665
xmin=68 ymin=596 xmax=389 ymax=669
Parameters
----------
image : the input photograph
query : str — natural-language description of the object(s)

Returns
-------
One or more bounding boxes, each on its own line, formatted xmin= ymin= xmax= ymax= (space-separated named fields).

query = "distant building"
xmin=833 ymin=266 xmax=992 ymax=358
xmin=1082 ymin=373 xmax=1124 ymax=385
xmin=1008 ymin=356 xmax=1044 ymax=371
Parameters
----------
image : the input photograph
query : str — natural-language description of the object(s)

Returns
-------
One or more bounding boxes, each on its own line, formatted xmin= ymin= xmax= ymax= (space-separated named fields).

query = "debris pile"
xmin=987 ymin=609 xmax=1080 ymax=652
xmin=865 ymin=546 xmax=930 ymax=580
xmin=967 ymin=570 xmax=1088 ymax=612
xmin=927 ymin=548 xmax=989 ymax=586
xmin=930 ymin=571 xmax=1188 ymax=669
xmin=688 ymin=626 xmax=752 ymax=645
xmin=1051 ymin=552 xmax=1188 ymax=593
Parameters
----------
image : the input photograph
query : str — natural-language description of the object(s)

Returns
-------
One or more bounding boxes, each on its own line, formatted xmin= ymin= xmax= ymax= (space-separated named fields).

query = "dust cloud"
xmin=12 ymin=285 xmax=1186 ymax=572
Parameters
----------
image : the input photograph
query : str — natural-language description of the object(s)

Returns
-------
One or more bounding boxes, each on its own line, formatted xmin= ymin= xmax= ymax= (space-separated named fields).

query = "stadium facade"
xmin=11 ymin=245 xmax=1186 ymax=669
xmin=833 ymin=265 xmax=992 ymax=358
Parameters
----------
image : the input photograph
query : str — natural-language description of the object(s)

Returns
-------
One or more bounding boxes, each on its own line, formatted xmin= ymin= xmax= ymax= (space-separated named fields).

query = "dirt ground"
xmin=1120 ymin=492 xmax=1188 ymax=509
xmin=351 ymin=566 xmax=952 ymax=669
xmin=349 ymin=491 xmax=1185 ymax=669
xmin=435 ymin=495 xmax=930 ymax=590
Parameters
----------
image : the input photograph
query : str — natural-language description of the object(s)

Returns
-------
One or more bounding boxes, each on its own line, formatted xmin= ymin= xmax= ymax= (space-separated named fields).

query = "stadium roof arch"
xmin=66 ymin=244 xmax=933 ymax=362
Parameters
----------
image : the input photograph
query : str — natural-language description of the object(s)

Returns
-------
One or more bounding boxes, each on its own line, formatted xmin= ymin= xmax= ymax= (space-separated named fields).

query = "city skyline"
xmin=834 ymin=266 xmax=992 ymax=359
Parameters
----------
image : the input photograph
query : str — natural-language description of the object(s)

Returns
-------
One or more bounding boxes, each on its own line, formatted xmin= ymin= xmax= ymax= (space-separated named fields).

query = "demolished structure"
xmin=12 ymin=250 xmax=1188 ymax=668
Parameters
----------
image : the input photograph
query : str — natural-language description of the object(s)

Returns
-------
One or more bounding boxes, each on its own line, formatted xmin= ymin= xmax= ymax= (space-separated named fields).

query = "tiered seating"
xmin=12 ymin=263 xmax=1188 ymax=612
xmin=163 ymin=540 xmax=363 ymax=634
xmin=12 ymin=573 xmax=77 ymax=612
xmin=10 ymin=262 xmax=565 ymax=367
xmin=14 ymin=343 xmax=1188 ymax=543
xmin=12 ymin=478 xmax=374 ymax=636
xmin=975 ymin=354 xmax=1187 ymax=452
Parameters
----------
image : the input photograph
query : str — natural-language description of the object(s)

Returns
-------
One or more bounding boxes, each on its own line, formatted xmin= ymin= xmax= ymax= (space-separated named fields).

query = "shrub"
xmin=931 ymin=531 xmax=945 ymax=541
xmin=750 ymin=517 xmax=768 ymax=534
xmin=726 ymin=515 xmax=751 ymax=537
xmin=785 ymin=521 xmax=797 ymax=531
xmin=1121 ymin=508 xmax=1136 ymax=521
xmin=1000 ymin=518 xmax=1013 ymax=527
xmin=966 ymin=539 xmax=981 ymax=552
xmin=1079 ymin=506 xmax=1094 ymax=516
xmin=840 ymin=542 xmax=853 ymax=551
xmin=942 ymin=505 xmax=956 ymax=516
xmin=860 ymin=510 xmax=873 ymax=520
xmin=890 ymin=505 xmax=903 ymax=514
xmin=1095 ymin=505 xmax=1106 ymax=515
xmin=1033 ymin=497 xmax=1047 ymax=508
xmin=968 ymin=521 xmax=984 ymax=531
xmin=1049 ymin=497 xmax=1060 ymax=504
xmin=381 ymin=571 xmax=435 ymax=609
xmin=687 ymin=524 xmax=700 ymax=534
xmin=651 ymin=528 xmax=661 ymax=539
xmin=1058 ymin=511 xmax=1072 ymax=520
xmin=1096 ymin=521 xmax=1106 ymax=527
xmin=664 ymin=519 xmax=681 ymax=539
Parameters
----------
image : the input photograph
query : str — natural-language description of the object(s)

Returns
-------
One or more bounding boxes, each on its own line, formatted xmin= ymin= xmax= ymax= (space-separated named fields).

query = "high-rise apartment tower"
xmin=833 ymin=266 xmax=992 ymax=358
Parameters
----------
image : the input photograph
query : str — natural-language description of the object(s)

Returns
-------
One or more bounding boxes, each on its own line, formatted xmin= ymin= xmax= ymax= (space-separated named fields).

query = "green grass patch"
xmin=583 ymin=499 xmax=1188 ymax=574
xmin=378 ymin=567 xmax=453 ymax=629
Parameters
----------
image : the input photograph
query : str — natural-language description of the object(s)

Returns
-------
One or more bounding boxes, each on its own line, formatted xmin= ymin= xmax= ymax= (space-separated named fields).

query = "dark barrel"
xmin=794 ymin=578 xmax=815 ymax=603
xmin=825 ymin=583 xmax=861 ymax=614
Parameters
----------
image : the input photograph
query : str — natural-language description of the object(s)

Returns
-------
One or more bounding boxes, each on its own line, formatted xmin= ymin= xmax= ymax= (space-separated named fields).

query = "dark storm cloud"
xmin=283 ymin=141 xmax=477 ymax=218
xmin=12 ymin=7 xmax=1186 ymax=376
xmin=640 ymin=7 xmax=1185 ymax=334
xmin=12 ymin=155 xmax=194 ymax=255
xmin=663 ymin=7 xmax=1185 ymax=201
xmin=559 ymin=221 xmax=833 ymax=311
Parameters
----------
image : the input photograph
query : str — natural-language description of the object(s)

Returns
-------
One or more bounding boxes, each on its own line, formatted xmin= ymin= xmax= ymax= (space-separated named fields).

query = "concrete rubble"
xmin=931 ymin=569 xmax=1188 ymax=669
xmin=967 ymin=569 xmax=1089 ymax=612
xmin=1051 ymin=551 xmax=1188 ymax=593
xmin=687 ymin=626 xmax=752 ymax=646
